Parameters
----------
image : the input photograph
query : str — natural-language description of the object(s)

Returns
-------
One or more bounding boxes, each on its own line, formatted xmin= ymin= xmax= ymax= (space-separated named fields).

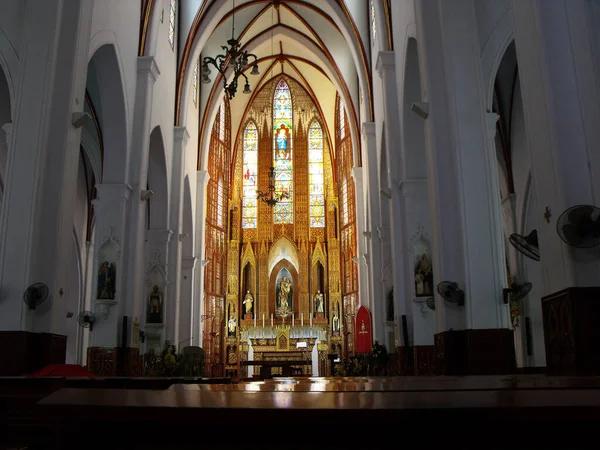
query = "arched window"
xmin=242 ymin=121 xmax=258 ymax=228
xmin=168 ymin=0 xmax=177 ymax=50
xmin=309 ymin=120 xmax=325 ymax=228
xmin=273 ymin=79 xmax=293 ymax=224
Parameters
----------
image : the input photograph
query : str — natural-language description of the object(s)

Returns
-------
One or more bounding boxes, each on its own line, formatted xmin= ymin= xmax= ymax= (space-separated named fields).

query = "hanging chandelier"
xmin=201 ymin=0 xmax=260 ymax=100
xmin=257 ymin=167 xmax=290 ymax=207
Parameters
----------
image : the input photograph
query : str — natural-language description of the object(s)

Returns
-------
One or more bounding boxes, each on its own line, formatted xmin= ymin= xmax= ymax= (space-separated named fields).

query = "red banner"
xmin=355 ymin=305 xmax=372 ymax=354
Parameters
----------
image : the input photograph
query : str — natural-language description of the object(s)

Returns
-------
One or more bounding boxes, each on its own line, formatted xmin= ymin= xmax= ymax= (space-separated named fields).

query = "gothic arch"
xmin=86 ymin=43 xmax=129 ymax=183
xmin=268 ymin=258 xmax=299 ymax=316
xmin=147 ymin=126 xmax=169 ymax=230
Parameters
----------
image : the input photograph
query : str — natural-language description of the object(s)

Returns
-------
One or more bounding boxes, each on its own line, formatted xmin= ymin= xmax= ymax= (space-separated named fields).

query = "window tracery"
xmin=309 ymin=120 xmax=325 ymax=228
xmin=242 ymin=121 xmax=258 ymax=228
xmin=273 ymin=79 xmax=293 ymax=224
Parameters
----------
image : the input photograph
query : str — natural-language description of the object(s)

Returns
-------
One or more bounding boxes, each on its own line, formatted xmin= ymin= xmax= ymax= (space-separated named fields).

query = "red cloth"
xmin=30 ymin=364 xmax=96 ymax=377
xmin=355 ymin=305 xmax=373 ymax=354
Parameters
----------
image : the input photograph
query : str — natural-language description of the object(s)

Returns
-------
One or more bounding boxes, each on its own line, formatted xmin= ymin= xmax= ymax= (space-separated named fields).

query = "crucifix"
xmin=544 ymin=206 xmax=552 ymax=223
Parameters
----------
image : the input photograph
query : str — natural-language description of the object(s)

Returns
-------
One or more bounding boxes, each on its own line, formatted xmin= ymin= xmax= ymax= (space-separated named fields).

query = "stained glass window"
xmin=339 ymin=99 xmax=346 ymax=141
xmin=309 ymin=120 xmax=325 ymax=228
xmin=219 ymin=98 xmax=225 ymax=142
xmin=273 ymin=79 xmax=293 ymax=224
xmin=168 ymin=0 xmax=176 ymax=50
xmin=370 ymin=0 xmax=377 ymax=44
xmin=192 ymin=60 xmax=199 ymax=107
xmin=242 ymin=121 xmax=258 ymax=228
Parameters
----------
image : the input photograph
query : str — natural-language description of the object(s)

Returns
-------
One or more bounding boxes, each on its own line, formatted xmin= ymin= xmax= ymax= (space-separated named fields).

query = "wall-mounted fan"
xmin=77 ymin=311 xmax=96 ymax=332
xmin=556 ymin=205 xmax=600 ymax=248
xmin=503 ymin=282 xmax=532 ymax=304
xmin=509 ymin=229 xmax=540 ymax=261
xmin=437 ymin=281 xmax=465 ymax=306
xmin=23 ymin=283 xmax=49 ymax=310
xmin=425 ymin=297 xmax=435 ymax=311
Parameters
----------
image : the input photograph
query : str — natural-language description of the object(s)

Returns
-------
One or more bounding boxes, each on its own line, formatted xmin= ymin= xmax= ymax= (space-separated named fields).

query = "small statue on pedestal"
xmin=314 ymin=290 xmax=324 ymax=315
xmin=243 ymin=290 xmax=254 ymax=316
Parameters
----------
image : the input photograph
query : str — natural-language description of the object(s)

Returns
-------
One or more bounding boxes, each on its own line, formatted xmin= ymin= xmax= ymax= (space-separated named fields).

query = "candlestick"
xmin=310 ymin=315 xmax=313 ymax=328
xmin=301 ymin=312 xmax=304 ymax=327
xmin=271 ymin=314 xmax=273 ymax=327
xmin=292 ymin=313 xmax=295 ymax=327
xmin=262 ymin=313 xmax=265 ymax=328
xmin=254 ymin=314 xmax=257 ymax=327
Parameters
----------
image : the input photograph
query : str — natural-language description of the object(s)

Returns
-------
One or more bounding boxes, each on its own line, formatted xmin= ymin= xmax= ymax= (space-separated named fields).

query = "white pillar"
xmin=168 ymin=126 xmax=189 ymax=347
xmin=512 ymin=0 xmax=600 ymax=294
xmin=0 ymin=0 xmax=93 ymax=334
xmin=192 ymin=170 xmax=210 ymax=347
xmin=179 ymin=256 xmax=197 ymax=347
xmin=415 ymin=0 xmax=508 ymax=332
xmin=90 ymin=184 xmax=132 ymax=347
xmin=350 ymin=167 xmax=369 ymax=311
xmin=122 ymin=56 xmax=160 ymax=341
xmin=376 ymin=51 xmax=410 ymax=333
xmin=361 ymin=122 xmax=385 ymax=345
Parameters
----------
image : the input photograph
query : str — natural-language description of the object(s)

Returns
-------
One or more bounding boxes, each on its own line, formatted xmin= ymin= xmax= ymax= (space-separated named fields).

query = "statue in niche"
xmin=147 ymin=285 xmax=163 ymax=323
xmin=243 ymin=290 xmax=254 ymax=315
xmin=414 ymin=253 xmax=433 ymax=297
xmin=228 ymin=315 xmax=237 ymax=337
xmin=276 ymin=268 xmax=293 ymax=314
xmin=97 ymin=261 xmax=116 ymax=300
xmin=314 ymin=290 xmax=324 ymax=314
xmin=332 ymin=313 xmax=340 ymax=333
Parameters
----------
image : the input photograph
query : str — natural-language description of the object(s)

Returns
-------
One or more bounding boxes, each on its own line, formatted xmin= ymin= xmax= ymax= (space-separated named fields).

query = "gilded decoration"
xmin=211 ymin=77 xmax=356 ymax=379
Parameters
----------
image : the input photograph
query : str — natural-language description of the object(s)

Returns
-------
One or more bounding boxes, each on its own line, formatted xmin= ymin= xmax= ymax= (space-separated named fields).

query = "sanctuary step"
xmin=36 ymin=375 xmax=600 ymax=449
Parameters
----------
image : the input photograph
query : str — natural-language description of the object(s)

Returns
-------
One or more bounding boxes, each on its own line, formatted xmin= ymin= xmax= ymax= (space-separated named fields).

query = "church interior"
xmin=1 ymin=0 xmax=600 ymax=448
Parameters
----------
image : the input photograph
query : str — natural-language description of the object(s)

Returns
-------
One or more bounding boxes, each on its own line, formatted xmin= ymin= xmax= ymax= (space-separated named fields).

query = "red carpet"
xmin=30 ymin=364 xmax=96 ymax=377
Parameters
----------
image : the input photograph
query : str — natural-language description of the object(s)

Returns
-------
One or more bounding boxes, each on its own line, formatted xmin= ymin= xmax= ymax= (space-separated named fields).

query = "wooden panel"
xmin=0 ymin=331 xmax=66 ymax=376
xmin=542 ymin=287 xmax=600 ymax=375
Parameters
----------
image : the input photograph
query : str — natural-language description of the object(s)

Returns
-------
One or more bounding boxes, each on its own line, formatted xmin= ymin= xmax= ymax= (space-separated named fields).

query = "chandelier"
xmin=257 ymin=167 xmax=290 ymax=207
xmin=201 ymin=0 xmax=260 ymax=99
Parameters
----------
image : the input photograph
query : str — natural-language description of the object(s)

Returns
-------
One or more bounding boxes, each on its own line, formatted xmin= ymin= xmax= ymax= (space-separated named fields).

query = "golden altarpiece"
xmin=202 ymin=76 xmax=359 ymax=379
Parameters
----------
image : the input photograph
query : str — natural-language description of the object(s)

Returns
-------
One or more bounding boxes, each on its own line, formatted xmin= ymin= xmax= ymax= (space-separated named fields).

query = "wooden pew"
xmin=37 ymin=376 xmax=600 ymax=449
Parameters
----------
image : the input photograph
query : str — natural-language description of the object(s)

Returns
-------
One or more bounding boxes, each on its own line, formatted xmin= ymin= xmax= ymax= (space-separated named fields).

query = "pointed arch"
xmin=273 ymin=79 xmax=293 ymax=224
xmin=308 ymin=119 xmax=325 ymax=228
xmin=241 ymin=119 xmax=259 ymax=229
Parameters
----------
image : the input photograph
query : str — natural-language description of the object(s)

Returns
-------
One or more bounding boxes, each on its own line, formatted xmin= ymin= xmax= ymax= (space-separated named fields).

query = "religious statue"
xmin=359 ymin=320 xmax=368 ymax=334
xmin=243 ymin=290 xmax=254 ymax=315
xmin=147 ymin=285 xmax=163 ymax=323
xmin=414 ymin=253 xmax=433 ymax=297
xmin=275 ymin=124 xmax=290 ymax=160
xmin=97 ymin=261 xmax=116 ymax=300
xmin=332 ymin=313 xmax=340 ymax=333
xmin=314 ymin=290 xmax=324 ymax=314
xmin=228 ymin=316 xmax=237 ymax=337
xmin=277 ymin=276 xmax=292 ymax=311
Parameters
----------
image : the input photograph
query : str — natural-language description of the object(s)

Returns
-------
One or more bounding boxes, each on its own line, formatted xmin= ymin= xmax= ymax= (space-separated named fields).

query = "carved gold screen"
xmin=336 ymin=94 xmax=358 ymax=355
xmin=203 ymin=97 xmax=231 ymax=371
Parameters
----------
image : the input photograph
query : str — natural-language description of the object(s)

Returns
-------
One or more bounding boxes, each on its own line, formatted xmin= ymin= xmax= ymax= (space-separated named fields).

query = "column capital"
xmin=94 ymin=183 xmax=133 ymax=203
xmin=1 ymin=122 xmax=13 ymax=143
xmin=361 ymin=121 xmax=376 ymax=136
xmin=182 ymin=256 xmax=197 ymax=270
xmin=137 ymin=56 xmax=160 ymax=83
xmin=197 ymin=169 xmax=210 ymax=187
xmin=146 ymin=229 xmax=174 ymax=243
xmin=351 ymin=166 xmax=363 ymax=185
xmin=376 ymin=51 xmax=396 ymax=78
xmin=174 ymin=126 xmax=190 ymax=147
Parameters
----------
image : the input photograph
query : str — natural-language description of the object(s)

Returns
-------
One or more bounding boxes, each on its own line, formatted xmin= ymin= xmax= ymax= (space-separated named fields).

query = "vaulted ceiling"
xmin=177 ymin=0 xmax=372 ymax=162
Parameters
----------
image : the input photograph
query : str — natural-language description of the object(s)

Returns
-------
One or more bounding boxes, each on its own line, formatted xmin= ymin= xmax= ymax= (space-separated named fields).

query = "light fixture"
xmin=201 ymin=0 xmax=259 ymax=100
xmin=256 ymin=166 xmax=289 ymax=207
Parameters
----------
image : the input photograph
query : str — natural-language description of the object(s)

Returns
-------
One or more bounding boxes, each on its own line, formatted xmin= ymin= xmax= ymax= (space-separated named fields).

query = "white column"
xmin=512 ymin=0 xmax=600 ymax=294
xmin=350 ymin=167 xmax=369 ymax=311
xmin=179 ymin=256 xmax=197 ymax=347
xmin=192 ymin=170 xmax=210 ymax=347
xmin=90 ymin=184 xmax=132 ymax=347
xmin=122 ymin=56 xmax=160 ymax=338
xmin=0 ymin=0 xmax=93 ymax=334
xmin=415 ymin=0 xmax=508 ymax=332
xmin=77 ymin=240 xmax=93 ymax=364
xmin=376 ymin=51 xmax=409 ymax=331
xmin=168 ymin=126 xmax=189 ymax=347
xmin=361 ymin=122 xmax=385 ymax=345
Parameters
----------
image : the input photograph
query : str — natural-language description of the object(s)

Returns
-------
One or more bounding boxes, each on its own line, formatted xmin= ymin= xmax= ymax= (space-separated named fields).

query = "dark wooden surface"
xmin=34 ymin=375 xmax=600 ymax=449
xmin=0 ymin=332 xmax=66 ymax=376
